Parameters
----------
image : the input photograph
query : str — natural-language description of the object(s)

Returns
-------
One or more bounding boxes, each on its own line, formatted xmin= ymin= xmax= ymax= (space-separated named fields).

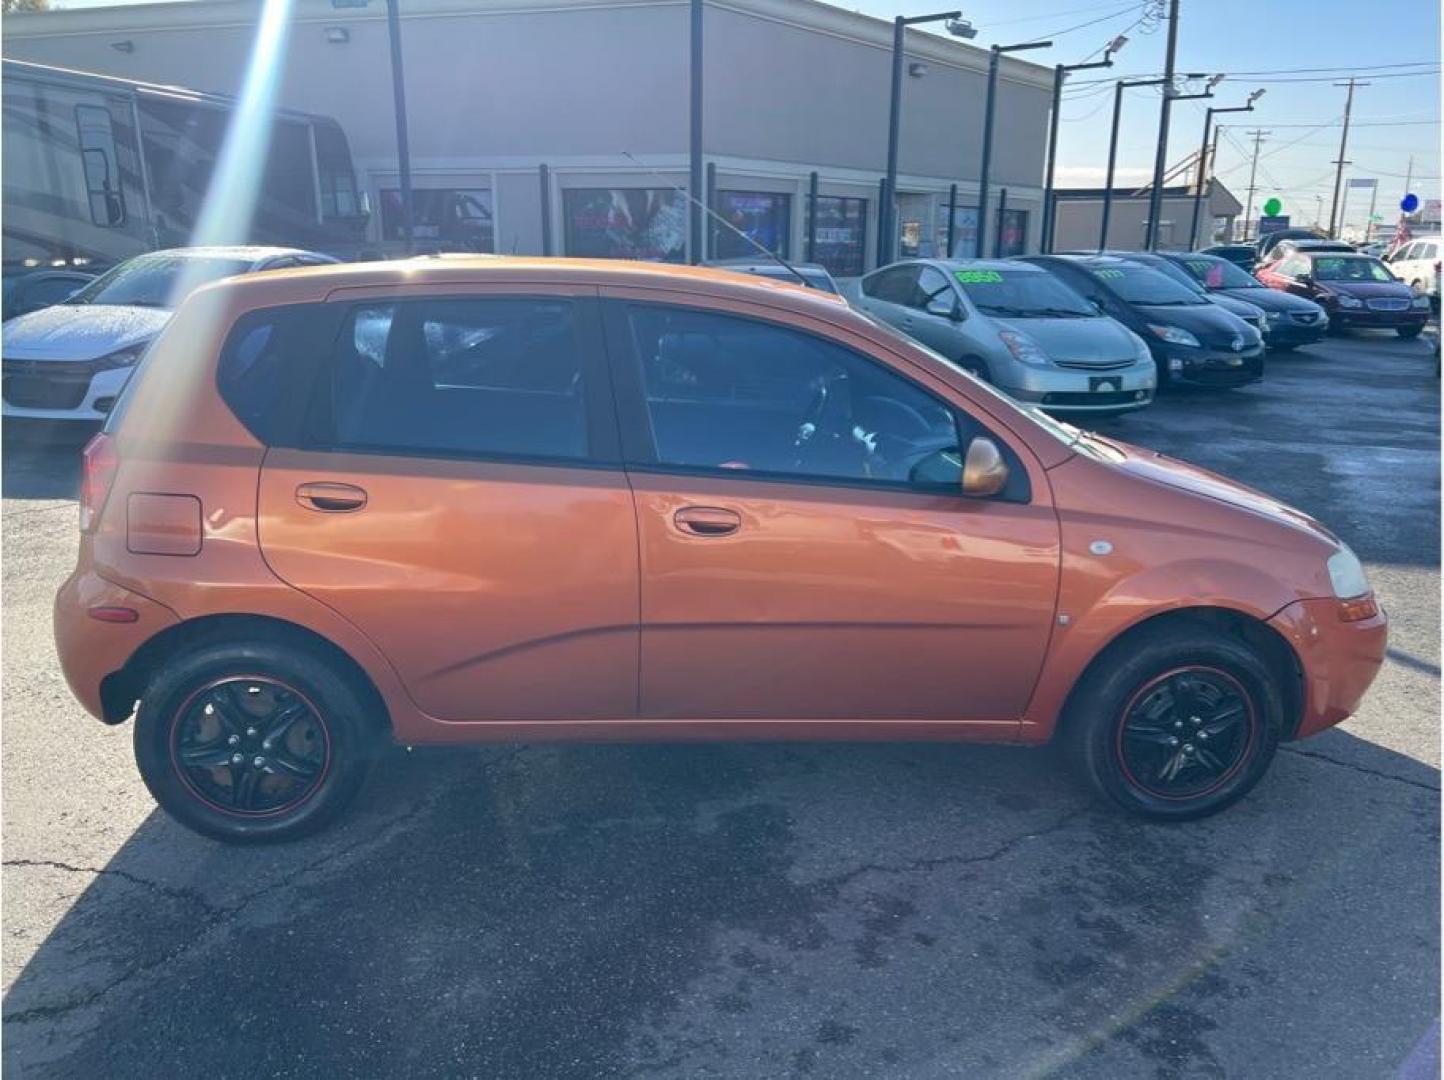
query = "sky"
xmin=46 ymin=0 xmax=1444 ymax=233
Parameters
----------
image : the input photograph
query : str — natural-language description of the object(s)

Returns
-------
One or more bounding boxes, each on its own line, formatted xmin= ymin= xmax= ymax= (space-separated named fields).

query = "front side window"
xmin=624 ymin=304 xmax=965 ymax=489
xmin=564 ymin=187 xmax=686 ymax=262
xmin=75 ymin=105 xmax=125 ymax=227
xmin=807 ymin=196 xmax=867 ymax=277
xmin=381 ymin=188 xmax=494 ymax=252
xmin=714 ymin=190 xmax=791 ymax=259
xmin=316 ymin=298 xmax=589 ymax=461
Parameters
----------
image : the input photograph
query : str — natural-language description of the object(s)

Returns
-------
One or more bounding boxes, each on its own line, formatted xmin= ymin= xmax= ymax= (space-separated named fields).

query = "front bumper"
xmin=1001 ymin=360 xmax=1156 ymax=414
xmin=1 ymin=362 xmax=133 ymax=421
xmin=1267 ymin=596 xmax=1388 ymax=740
xmin=55 ymin=568 xmax=178 ymax=722
xmin=1328 ymin=306 xmax=1431 ymax=329
xmin=1264 ymin=315 xmax=1328 ymax=347
xmin=1151 ymin=343 xmax=1265 ymax=387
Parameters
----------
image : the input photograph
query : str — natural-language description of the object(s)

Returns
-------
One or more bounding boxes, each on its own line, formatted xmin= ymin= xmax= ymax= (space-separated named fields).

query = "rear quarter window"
xmin=217 ymin=304 xmax=335 ymax=444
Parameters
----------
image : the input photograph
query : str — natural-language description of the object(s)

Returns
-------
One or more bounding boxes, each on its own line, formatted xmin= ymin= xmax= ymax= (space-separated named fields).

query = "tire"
xmin=134 ymin=639 xmax=379 ymax=843
xmin=1060 ymin=625 xmax=1283 ymax=820
xmin=1397 ymin=324 xmax=1424 ymax=339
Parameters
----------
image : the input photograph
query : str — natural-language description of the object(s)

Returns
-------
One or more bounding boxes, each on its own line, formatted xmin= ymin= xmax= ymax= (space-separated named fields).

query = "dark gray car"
xmin=848 ymin=259 xmax=1155 ymax=415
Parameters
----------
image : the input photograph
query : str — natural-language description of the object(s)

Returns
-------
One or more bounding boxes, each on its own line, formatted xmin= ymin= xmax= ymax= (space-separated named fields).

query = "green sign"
xmin=1263 ymin=198 xmax=1282 ymax=217
xmin=954 ymin=269 xmax=1003 ymax=284
xmin=1094 ymin=268 xmax=1125 ymax=280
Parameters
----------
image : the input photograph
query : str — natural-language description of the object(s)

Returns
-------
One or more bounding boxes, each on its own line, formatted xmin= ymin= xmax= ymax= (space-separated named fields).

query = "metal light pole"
xmin=1143 ymin=0 xmax=1179 ymax=250
xmin=978 ymin=38 xmax=1051 ymax=260
xmin=689 ymin=0 xmax=704 ymax=263
xmin=1189 ymin=89 xmax=1263 ymax=250
xmin=1041 ymin=35 xmax=1128 ymax=252
xmin=1241 ymin=128 xmax=1269 ymax=242
xmin=881 ymin=11 xmax=970 ymax=268
xmin=385 ymin=0 xmax=414 ymax=253
xmin=1099 ymin=75 xmax=1179 ymax=250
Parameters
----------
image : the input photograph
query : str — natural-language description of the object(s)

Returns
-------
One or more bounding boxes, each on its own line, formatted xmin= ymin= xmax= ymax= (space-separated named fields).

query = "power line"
xmin=1063 ymin=59 xmax=1440 ymax=88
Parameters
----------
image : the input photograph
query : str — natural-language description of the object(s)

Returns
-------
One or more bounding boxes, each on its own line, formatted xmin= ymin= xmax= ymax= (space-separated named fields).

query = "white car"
xmin=1385 ymin=235 xmax=1441 ymax=307
xmin=2 ymin=246 xmax=336 ymax=422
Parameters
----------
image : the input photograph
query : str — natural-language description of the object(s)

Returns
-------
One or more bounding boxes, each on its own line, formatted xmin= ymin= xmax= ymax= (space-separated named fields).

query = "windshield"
xmin=1134 ymin=258 xmax=1210 ymax=296
xmin=854 ymin=309 xmax=1119 ymax=461
xmin=67 ymin=254 xmax=254 ymax=309
xmin=950 ymin=267 xmax=1095 ymax=318
xmin=1312 ymin=256 xmax=1395 ymax=283
xmin=1181 ymin=256 xmax=1261 ymax=290
xmin=1087 ymin=262 xmax=1206 ymax=306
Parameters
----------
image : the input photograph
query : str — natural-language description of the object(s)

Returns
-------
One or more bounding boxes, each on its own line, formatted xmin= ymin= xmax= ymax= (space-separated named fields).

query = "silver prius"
xmin=849 ymin=259 xmax=1156 ymax=415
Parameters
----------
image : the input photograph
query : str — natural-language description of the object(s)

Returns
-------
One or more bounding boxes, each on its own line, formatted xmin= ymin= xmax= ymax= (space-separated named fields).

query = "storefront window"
xmin=996 ymin=209 xmax=1028 ymax=258
xmin=563 ymin=187 xmax=686 ymax=262
xmin=936 ymin=207 xmax=979 ymax=259
xmin=381 ymin=188 xmax=494 ymax=252
xmin=806 ymin=196 xmax=867 ymax=277
xmin=714 ymin=190 xmax=791 ymax=259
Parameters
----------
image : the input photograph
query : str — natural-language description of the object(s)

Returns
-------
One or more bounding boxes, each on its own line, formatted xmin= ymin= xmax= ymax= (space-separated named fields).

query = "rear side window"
xmin=217 ymin=305 xmax=327 ymax=444
xmin=862 ymin=265 xmax=918 ymax=303
xmin=311 ymin=297 xmax=591 ymax=462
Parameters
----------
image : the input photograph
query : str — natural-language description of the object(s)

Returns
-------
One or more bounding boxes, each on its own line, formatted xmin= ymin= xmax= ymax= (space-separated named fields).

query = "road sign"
xmin=1258 ymin=215 xmax=1290 ymax=235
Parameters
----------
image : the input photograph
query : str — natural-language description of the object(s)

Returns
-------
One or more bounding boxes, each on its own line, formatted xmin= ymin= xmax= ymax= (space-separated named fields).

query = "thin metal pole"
xmin=385 ymin=0 xmax=414 ymax=253
xmin=705 ymin=161 xmax=717 ymax=259
xmin=1365 ymin=180 xmax=1378 ymax=242
xmin=882 ymin=16 xmax=905 ymax=267
xmin=977 ymin=46 xmax=1000 ymax=263
xmin=1100 ymin=80 xmax=1125 ymax=251
xmin=1042 ymin=64 xmax=1064 ymax=252
xmin=689 ymin=0 xmax=704 ymax=264
xmin=994 ymin=187 xmax=1007 ymax=257
xmin=1328 ymin=77 xmax=1364 ymax=239
xmin=1189 ymin=110 xmax=1213 ymax=250
xmin=539 ymin=163 xmax=553 ymax=255
xmin=1143 ymin=0 xmax=1179 ymax=250
xmin=946 ymin=182 xmax=958 ymax=257
xmin=876 ymin=177 xmax=888 ymax=265
xmin=807 ymin=170 xmax=819 ymax=263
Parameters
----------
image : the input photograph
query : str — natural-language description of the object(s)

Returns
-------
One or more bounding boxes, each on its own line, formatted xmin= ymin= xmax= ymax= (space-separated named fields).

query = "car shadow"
xmin=1 ymin=422 xmax=91 ymax=501
xmin=3 ymin=730 xmax=1437 ymax=1078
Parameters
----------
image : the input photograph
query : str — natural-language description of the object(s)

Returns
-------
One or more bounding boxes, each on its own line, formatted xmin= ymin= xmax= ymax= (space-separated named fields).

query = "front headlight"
xmin=1411 ymin=295 xmax=1431 ymax=309
xmin=93 ymin=344 xmax=147 ymax=371
xmin=1148 ymin=324 xmax=1201 ymax=348
xmin=997 ymin=329 xmax=1052 ymax=366
xmin=1327 ymin=546 xmax=1370 ymax=599
xmin=1334 ymin=294 xmax=1363 ymax=309
xmin=1266 ymin=309 xmax=1285 ymax=322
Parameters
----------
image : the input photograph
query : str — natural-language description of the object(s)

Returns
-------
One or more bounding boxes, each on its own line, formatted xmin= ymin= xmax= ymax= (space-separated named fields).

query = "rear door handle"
xmin=296 ymin=481 xmax=367 ymax=513
xmin=674 ymin=506 xmax=741 ymax=537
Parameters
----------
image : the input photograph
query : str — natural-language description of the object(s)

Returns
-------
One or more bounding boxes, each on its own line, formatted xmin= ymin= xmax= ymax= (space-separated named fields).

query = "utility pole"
xmin=1143 ymin=0 xmax=1180 ymax=250
xmin=1241 ymin=129 xmax=1269 ymax=242
xmin=385 ymin=0 xmax=414 ymax=253
xmin=1328 ymin=77 xmax=1367 ymax=239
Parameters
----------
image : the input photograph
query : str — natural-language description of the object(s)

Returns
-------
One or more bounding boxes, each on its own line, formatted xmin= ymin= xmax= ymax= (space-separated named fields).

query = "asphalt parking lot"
xmin=2 ymin=329 xmax=1439 ymax=1079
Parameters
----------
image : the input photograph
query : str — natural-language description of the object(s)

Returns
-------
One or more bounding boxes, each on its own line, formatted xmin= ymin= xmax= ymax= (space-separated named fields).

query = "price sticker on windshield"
xmin=1094 ymin=268 xmax=1125 ymax=280
xmin=954 ymin=269 xmax=1003 ymax=284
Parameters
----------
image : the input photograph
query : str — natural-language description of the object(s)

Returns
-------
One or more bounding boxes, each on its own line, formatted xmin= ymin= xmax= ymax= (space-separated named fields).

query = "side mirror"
xmin=961 ymin=436 xmax=1009 ymax=498
xmin=926 ymin=295 xmax=959 ymax=320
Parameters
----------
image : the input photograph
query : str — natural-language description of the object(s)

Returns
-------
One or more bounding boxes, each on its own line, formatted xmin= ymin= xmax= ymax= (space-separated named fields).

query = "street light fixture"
xmin=880 ymin=10 xmax=968 ymax=267
xmin=978 ymin=38 xmax=1053 ymax=257
xmin=1189 ymin=88 xmax=1265 ymax=248
xmin=1040 ymin=36 xmax=1128 ymax=252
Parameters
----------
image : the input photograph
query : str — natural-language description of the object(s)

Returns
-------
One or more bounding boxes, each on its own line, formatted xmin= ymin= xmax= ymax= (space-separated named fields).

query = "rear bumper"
xmin=54 ymin=569 xmax=178 ymax=722
xmin=1267 ymin=596 xmax=1388 ymax=740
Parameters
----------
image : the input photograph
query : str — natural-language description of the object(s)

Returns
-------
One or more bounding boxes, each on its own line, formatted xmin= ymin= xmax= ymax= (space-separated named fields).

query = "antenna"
xmin=620 ymin=152 xmax=816 ymax=289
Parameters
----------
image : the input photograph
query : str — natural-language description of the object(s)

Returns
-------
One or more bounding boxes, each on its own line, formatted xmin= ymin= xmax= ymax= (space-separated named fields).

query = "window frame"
xmin=74 ymin=104 xmax=126 ymax=228
xmin=600 ymin=297 xmax=1030 ymax=502
xmin=287 ymin=293 xmax=622 ymax=468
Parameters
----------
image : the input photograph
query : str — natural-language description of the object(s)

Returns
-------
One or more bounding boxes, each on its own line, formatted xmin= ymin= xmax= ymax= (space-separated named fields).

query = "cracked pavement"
xmin=2 ymin=331 xmax=1438 ymax=1078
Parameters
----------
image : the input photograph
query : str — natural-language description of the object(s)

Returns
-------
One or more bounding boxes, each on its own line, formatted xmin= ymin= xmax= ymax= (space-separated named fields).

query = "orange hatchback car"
xmin=55 ymin=258 xmax=1386 ymax=843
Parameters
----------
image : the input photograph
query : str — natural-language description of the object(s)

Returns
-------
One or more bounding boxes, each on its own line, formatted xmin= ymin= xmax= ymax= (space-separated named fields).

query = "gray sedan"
xmin=848 ymin=259 xmax=1156 ymax=415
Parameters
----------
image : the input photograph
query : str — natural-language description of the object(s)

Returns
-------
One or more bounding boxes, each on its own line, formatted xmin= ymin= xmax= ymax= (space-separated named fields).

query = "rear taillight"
xmin=79 ymin=432 xmax=120 ymax=532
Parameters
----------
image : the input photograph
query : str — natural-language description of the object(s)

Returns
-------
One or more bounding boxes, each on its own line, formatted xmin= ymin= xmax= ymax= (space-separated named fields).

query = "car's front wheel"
xmin=134 ymin=639 xmax=378 ymax=843
xmin=1062 ymin=625 xmax=1283 ymax=819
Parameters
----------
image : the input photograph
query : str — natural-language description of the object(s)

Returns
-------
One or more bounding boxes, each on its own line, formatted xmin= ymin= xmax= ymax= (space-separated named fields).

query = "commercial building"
xmin=3 ymin=0 xmax=1056 ymax=276
xmin=1051 ymin=180 xmax=1243 ymax=253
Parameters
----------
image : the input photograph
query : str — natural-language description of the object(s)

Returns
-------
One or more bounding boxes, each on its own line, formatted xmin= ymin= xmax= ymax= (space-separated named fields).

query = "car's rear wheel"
xmin=134 ymin=639 xmax=377 ymax=843
xmin=1062 ymin=625 xmax=1283 ymax=820
xmin=959 ymin=356 xmax=991 ymax=383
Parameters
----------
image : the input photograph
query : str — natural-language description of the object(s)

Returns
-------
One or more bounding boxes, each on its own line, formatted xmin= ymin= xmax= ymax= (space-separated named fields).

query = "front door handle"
xmin=674 ymin=506 xmax=741 ymax=537
xmin=296 ymin=482 xmax=368 ymax=513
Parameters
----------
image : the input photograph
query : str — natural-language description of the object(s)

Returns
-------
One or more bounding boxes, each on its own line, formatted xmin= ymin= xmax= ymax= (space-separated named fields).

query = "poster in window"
xmin=381 ymin=188 xmax=494 ymax=252
xmin=564 ymin=188 xmax=686 ymax=262
xmin=808 ymin=196 xmax=867 ymax=277
xmin=714 ymin=191 xmax=791 ymax=259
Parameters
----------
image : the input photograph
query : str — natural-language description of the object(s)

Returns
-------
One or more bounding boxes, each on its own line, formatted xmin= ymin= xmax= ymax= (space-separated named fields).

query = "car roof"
xmin=191 ymin=256 xmax=851 ymax=310
xmin=139 ymin=245 xmax=326 ymax=264
xmin=930 ymin=258 xmax=1043 ymax=273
